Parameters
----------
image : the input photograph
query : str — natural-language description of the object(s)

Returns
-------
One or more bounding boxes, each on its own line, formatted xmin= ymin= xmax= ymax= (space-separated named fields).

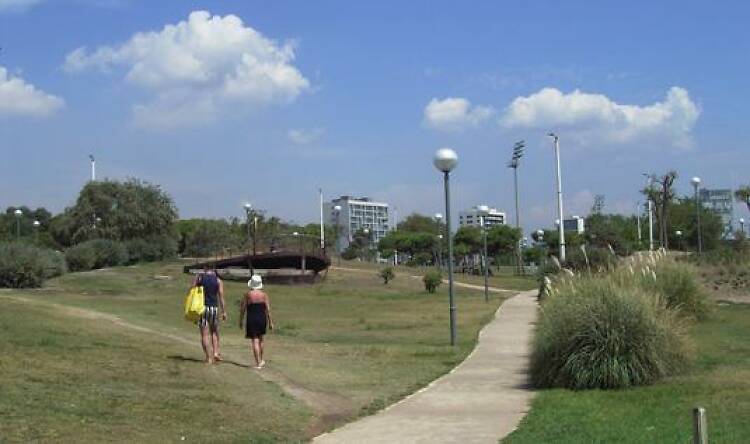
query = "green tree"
xmin=486 ymin=225 xmax=522 ymax=258
xmin=585 ymin=213 xmax=639 ymax=255
xmin=177 ymin=219 xmax=243 ymax=257
xmin=667 ymin=197 xmax=724 ymax=251
xmin=52 ymin=179 xmax=178 ymax=246
xmin=398 ymin=213 xmax=441 ymax=234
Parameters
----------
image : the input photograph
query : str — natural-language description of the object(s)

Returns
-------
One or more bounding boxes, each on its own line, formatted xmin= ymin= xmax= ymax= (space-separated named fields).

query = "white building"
xmin=459 ymin=206 xmax=506 ymax=228
xmin=324 ymin=196 xmax=391 ymax=251
xmin=561 ymin=216 xmax=585 ymax=234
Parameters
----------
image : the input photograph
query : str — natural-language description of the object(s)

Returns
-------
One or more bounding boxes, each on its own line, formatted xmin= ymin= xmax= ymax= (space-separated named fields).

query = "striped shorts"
xmin=198 ymin=306 xmax=219 ymax=331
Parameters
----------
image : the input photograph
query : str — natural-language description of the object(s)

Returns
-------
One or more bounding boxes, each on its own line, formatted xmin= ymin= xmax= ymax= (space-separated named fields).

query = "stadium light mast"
xmin=508 ymin=140 xmax=525 ymax=274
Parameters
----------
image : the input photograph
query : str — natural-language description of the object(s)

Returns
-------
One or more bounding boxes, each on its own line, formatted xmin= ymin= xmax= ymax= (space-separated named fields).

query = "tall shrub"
xmin=0 ymin=242 xmax=67 ymax=288
xmin=651 ymin=260 xmax=710 ymax=320
xmin=531 ymin=275 xmax=690 ymax=389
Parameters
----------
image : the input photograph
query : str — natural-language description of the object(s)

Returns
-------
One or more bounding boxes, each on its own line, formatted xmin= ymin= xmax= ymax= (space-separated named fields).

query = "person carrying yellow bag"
xmin=189 ymin=265 xmax=226 ymax=364
xmin=184 ymin=285 xmax=205 ymax=322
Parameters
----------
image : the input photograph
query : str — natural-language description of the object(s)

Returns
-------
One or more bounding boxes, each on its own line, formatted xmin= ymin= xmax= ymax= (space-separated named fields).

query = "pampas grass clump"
xmin=530 ymin=274 xmax=690 ymax=390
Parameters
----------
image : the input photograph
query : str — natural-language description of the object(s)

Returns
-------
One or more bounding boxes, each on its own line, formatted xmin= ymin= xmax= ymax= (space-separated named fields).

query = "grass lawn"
xmin=0 ymin=260 xmax=508 ymax=442
xmin=334 ymin=260 xmax=538 ymax=292
xmin=504 ymin=302 xmax=750 ymax=443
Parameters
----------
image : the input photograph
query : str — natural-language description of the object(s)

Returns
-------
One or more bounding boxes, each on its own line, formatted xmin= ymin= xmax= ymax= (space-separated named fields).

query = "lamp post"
xmin=548 ymin=133 xmax=566 ymax=262
xmin=244 ymin=203 xmax=253 ymax=253
xmin=33 ymin=220 xmax=40 ymax=243
xmin=635 ymin=201 xmax=642 ymax=248
xmin=363 ymin=228 xmax=370 ymax=262
xmin=14 ymin=209 xmax=22 ymax=239
xmin=675 ymin=230 xmax=683 ymax=251
xmin=740 ymin=218 xmax=745 ymax=235
xmin=435 ymin=213 xmax=443 ymax=270
xmin=692 ymin=177 xmax=702 ymax=254
xmin=508 ymin=140 xmax=525 ymax=274
xmin=334 ymin=205 xmax=342 ymax=265
xmin=88 ymin=154 xmax=96 ymax=182
xmin=434 ymin=147 xmax=458 ymax=346
xmin=477 ymin=205 xmax=490 ymax=303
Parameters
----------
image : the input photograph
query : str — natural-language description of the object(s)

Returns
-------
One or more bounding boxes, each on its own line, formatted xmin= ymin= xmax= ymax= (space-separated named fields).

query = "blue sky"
xmin=1 ymin=0 xmax=748 ymax=232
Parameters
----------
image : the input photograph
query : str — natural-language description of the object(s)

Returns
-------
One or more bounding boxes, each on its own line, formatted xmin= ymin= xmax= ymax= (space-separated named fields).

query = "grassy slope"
xmin=334 ymin=260 xmax=538 ymax=292
xmin=0 ymin=297 xmax=309 ymax=443
xmin=0 ymin=260 xmax=508 ymax=441
xmin=504 ymin=303 xmax=750 ymax=443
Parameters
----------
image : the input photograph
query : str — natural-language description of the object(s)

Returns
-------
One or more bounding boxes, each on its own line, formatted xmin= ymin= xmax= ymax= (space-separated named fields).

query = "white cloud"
xmin=500 ymin=87 xmax=699 ymax=148
xmin=0 ymin=66 xmax=64 ymax=117
xmin=288 ymin=127 xmax=324 ymax=144
xmin=64 ymin=10 xmax=309 ymax=129
xmin=0 ymin=0 xmax=42 ymax=12
xmin=423 ymin=97 xmax=494 ymax=131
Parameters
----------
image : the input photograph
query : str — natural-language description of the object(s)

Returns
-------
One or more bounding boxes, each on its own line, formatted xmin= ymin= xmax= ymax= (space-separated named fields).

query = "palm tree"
xmin=736 ymin=186 xmax=750 ymax=214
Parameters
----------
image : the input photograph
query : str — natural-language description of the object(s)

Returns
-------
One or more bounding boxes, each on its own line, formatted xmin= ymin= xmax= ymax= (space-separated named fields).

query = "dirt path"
xmin=1 ymin=294 xmax=355 ymax=435
xmin=314 ymin=289 xmax=539 ymax=443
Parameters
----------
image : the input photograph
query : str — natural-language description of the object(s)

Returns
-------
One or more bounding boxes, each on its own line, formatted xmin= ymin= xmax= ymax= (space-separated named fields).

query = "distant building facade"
xmin=699 ymin=188 xmax=734 ymax=238
xmin=562 ymin=216 xmax=585 ymax=234
xmin=324 ymin=196 xmax=390 ymax=251
xmin=459 ymin=206 xmax=506 ymax=228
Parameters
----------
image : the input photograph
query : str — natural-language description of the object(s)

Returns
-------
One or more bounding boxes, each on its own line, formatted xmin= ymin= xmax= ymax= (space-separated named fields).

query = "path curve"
xmin=314 ymin=289 xmax=538 ymax=444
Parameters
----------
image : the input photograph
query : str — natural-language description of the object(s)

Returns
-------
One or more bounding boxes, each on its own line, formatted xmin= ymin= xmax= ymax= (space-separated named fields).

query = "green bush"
xmin=379 ymin=267 xmax=395 ymax=284
xmin=423 ymin=270 xmax=442 ymax=293
xmin=651 ymin=261 xmax=710 ymax=320
xmin=0 ymin=242 xmax=67 ymax=288
xmin=65 ymin=239 xmax=128 ymax=271
xmin=88 ymin=239 xmax=128 ymax=269
xmin=125 ymin=235 xmax=177 ymax=264
xmin=565 ymin=246 xmax=617 ymax=272
xmin=531 ymin=275 xmax=690 ymax=390
xmin=65 ymin=242 xmax=97 ymax=272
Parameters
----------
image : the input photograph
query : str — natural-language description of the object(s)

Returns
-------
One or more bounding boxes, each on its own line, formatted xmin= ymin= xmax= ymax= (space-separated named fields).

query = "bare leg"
xmin=200 ymin=324 xmax=212 ymax=363
xmin=251 ymin=338 xmax=262 ymax=367
xmin=211 ymin=326 xmax=221 ymax=361
xmin=258 ymin=336 xmax=265 ymax=366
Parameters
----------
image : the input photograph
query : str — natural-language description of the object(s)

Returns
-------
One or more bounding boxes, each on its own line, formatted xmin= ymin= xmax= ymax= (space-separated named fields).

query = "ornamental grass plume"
xmin=530 ymin=274 xmax=691 ymax=390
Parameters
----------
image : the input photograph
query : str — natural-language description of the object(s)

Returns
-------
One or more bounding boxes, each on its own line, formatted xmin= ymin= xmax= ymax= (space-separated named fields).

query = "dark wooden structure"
xmin=183 ymin=234 xmax=331 ymax=284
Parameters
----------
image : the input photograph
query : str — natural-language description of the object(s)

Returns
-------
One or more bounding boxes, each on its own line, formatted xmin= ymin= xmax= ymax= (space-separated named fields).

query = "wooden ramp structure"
xmin=184 ymin=234 xmax=331 ymax=284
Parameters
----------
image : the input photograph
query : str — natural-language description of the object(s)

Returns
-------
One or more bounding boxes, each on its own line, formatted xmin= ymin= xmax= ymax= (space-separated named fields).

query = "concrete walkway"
xmin=314 ymin=289 xmax=538 ymax=444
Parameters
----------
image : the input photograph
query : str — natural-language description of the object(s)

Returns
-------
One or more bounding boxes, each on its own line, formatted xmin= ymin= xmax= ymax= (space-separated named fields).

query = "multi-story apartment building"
xmin=458 ymin=206 xmax=506 ymax=228
xmin=324 ymin=196 xmax=391 ymax=251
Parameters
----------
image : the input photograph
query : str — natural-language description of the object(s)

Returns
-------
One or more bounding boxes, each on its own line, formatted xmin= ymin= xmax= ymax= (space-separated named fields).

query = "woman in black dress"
xmin=238 ymin=275 xmax=274 ymax=369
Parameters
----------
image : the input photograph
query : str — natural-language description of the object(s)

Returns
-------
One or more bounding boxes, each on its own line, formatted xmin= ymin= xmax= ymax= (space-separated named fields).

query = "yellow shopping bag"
xmin=184 ymin=286 xmax=206 ymax=322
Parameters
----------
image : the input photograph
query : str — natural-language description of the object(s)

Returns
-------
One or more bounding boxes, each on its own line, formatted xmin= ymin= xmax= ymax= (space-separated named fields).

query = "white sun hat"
xmin=248 ymin=274 xmax=263 ymax=290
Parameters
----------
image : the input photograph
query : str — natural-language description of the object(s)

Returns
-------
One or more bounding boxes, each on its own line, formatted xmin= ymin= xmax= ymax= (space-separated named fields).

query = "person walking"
xmin=193 ymin=266 xmax=226 ymax=364
xmin=239 ymin=275 xmax=274 ymax=369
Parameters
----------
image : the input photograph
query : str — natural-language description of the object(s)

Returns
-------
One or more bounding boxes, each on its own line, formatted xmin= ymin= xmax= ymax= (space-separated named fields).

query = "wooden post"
xmin=693 ymin=407 xmax=708 ymax=444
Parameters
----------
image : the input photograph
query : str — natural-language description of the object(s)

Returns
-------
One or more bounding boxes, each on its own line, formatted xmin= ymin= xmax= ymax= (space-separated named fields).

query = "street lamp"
xmin=740 ymin=218 xmax=746 ymax=235
xmin=14 ymin=209 xmax=22 ymax=239
xmin=89 ymin=154 xmax=96 ymax=182
xmin=363 ymin=228 xmax=371 ymax=262
xmin=691 ymin=177 xmax=702 ymax=254
xmin=243 ymin=203 xmax=255 ymax=255
xmin=433 ymin=147 xmax=458 ymax=346
xmin=33 ymin=220 xmax=40 ymax=243
xmin=435 ymin=213 xmax=443 ymax=270
xmin=508 ymin=140 xmax=525 ymax=275
xmin=333 ymin=205 xmax=342 ymax=265
xmin=548 ymin=133 xmax=566 ymax=262
xmin=477 ymin=205 xmax=490 ymax=303
xmin=675 ymin=230 xmax=683 ymax=251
